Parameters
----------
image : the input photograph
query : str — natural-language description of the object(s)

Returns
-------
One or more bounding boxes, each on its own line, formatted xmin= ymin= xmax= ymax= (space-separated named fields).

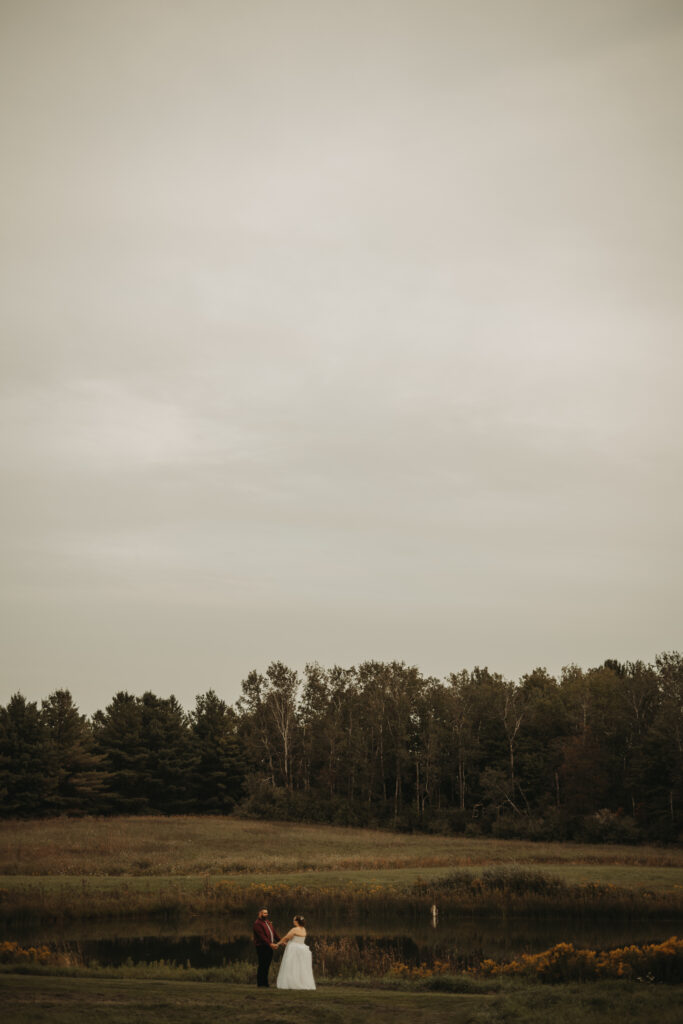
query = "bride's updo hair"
xmin=294 ymin=915 xmax=305 ymax=926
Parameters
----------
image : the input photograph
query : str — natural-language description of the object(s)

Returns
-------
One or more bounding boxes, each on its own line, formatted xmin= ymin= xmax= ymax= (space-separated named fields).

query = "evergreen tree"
xmin=92 ymin=692 xmax=149 ymax=813
xmin=138 ymin=692 xmax=194 ymax=813
xmin=189 ymin=691 xmax=245 ymax=812
xmin=93 ymin=691 xmax=194 ymax=814
xmin=41 ymin=689 xmax=106 ymax=814
xmin=0 ymin=694 xmax=55 ymax=817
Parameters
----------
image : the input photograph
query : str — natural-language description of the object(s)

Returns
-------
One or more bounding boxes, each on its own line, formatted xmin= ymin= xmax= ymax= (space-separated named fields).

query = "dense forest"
xmin=1 ymin=653 xmax=681 ymax=842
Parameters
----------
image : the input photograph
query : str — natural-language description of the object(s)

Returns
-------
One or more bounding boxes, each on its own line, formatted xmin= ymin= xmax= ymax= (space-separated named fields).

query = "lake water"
xmin=4 ymin=913 xmax=682 ymax=968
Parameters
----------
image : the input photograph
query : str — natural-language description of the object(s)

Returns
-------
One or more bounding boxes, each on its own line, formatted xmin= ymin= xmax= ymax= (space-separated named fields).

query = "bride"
xmin=275 ymin=915 xmax=316 ymax=990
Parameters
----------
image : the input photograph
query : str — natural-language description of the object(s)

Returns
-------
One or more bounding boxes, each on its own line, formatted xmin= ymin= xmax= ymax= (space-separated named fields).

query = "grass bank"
xmin=1 ymin=972 xmax=681 ymax=1024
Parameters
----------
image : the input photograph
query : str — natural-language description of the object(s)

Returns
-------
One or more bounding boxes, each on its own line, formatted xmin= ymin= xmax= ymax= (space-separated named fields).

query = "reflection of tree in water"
xmin=72 ymin=934 xmax=253 ymax=968
xmin=358 ymin=933 xmax=419 ymax=962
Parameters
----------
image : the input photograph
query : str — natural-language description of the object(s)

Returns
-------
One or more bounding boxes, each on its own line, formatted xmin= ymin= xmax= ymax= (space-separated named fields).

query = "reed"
xmin=415 ymin=868 xmax=683 ymax=916
xmin=310 ymin=933 xmax=683 ymax=985
xmin=2 ymin=869 xmax=682 ymax=925
xmin=312 ymin=936 xmax=400 ymax=978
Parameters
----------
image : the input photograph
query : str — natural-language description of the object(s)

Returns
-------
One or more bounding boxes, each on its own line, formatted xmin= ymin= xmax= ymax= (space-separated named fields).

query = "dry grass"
xmin=1 ymin=816 xmax=680 ymax=877
xmin=1 ymin=869 xmax=682 ymax=925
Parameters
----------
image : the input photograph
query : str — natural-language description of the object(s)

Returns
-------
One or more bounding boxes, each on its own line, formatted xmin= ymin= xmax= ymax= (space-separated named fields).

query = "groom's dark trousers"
xmin=256 ymin=944 xmax=273 ymax=987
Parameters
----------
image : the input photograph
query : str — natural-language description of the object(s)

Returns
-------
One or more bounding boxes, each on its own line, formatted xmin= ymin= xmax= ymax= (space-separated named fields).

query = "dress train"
xmin=276 ymin=936 xmax=316 ymax=990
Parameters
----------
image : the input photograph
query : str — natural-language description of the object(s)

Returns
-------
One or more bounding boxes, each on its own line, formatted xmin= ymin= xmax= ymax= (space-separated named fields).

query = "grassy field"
xmin=1 ymin=861 xmax=681 ymax=893
xmin=2 ymin=816 xmax=681 ymax=877
xmin=2 ymin=973 xmax=681 ymax=1024
xmin=3 ymin=818 xmax=681 ymax=1019
xmin=1 ymin=817 xmax=682 ymax=923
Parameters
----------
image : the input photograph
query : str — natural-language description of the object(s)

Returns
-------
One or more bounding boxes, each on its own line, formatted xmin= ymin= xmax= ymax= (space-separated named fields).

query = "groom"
xmin=253 ymin=907 xmax=281 ymax=987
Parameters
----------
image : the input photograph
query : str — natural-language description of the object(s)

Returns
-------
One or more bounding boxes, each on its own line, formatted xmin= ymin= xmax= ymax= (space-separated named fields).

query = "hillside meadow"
xmin=1 ymin=816 xmax=682 ymax=924
xmin=2 ymin=815 xmax=681 ymax=876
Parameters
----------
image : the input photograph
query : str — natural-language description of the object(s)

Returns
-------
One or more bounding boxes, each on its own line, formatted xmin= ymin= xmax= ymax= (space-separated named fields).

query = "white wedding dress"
xmin=276 ymin=935 xmax=316 ymax=990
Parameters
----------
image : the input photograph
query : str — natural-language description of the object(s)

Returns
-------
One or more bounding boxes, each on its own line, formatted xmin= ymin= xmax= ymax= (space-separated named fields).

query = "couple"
xmin=252 ymin=907 xmax=316 ymax=990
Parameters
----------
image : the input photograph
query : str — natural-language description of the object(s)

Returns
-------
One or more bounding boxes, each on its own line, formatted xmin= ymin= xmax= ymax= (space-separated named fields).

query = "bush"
xmin=0 ymin=941 xmax=78 ymax=967
xmin=235 ymin=780 xmax=314 ymax=822
xmin=424 ymin=809 xmax=469 ymax=834
xmin=433 ymin=868 xmax=567 ymax=898
xmin=476 ymin=936 xmax=683 ymax=983
xmin=577 ymin=810 xmax=641 ymax=845
xmin=491 ymin=813 xmax=566 ymax=842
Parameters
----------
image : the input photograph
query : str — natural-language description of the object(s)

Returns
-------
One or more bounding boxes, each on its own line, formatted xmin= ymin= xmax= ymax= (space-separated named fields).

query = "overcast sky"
xmin=1 ymin=0 xmax=682 ymax=715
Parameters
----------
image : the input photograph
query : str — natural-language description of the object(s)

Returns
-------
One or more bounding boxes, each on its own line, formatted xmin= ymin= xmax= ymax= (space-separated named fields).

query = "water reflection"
xmin=3 ymin=913 xmax=681 ymax=969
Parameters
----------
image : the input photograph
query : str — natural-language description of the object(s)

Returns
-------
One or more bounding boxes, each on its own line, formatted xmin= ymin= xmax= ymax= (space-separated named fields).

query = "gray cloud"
xmin=1 ymin=0 xmax=682 ymax=713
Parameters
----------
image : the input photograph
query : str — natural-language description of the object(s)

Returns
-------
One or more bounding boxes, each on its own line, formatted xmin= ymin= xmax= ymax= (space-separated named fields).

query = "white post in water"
xmin=430 ymin=903 xmax=438 ymax=927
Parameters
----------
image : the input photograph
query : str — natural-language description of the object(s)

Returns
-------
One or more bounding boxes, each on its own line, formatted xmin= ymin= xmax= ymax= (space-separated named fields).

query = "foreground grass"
xmin=1 ymin=972 xmax=681 ymax=1024
xmin=2 ymin=816 xmax=680 ymax=877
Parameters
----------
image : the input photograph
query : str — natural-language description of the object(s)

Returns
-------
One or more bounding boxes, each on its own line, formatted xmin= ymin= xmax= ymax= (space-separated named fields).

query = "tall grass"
xmin=313 ymin=934 xmax=683 ymax=985
xmin=2 ymin=869 xmax=681 ymax=924
xmin=0 ymin=941 xmax=257 ymax=984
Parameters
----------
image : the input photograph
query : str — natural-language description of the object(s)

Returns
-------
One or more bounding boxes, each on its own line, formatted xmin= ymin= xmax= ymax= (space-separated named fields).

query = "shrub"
xmin=424 ymin=810 xmax=468 ymax=835
xmin=312 ymin=937 xmax=399 ymax=978
xmin=577 ymin=810 xmax=641 ymax=845
xmin=475 ymin=936 xmax=683 ymax=983
xmin=0 ymin=941 xmax=78 ymax=967
xmin=490 ymin=812 xmax=567 ymax=842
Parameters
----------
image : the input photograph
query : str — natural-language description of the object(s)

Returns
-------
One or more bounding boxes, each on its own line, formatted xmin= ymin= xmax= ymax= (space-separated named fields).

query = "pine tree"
xmin=0 ymin=694 xmax=55 ymax=817
xmin=139 ymin=692 xmax=194 ymax=813
xmin=92 ymin=692 xmax=149 ymax=813
xmin=190 ymin=691 xmax=245 ymax=813
xmin=41 ymin=689 xmax=106 ymax=814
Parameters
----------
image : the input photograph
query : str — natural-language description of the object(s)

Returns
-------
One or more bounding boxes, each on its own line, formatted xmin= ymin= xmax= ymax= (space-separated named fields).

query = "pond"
xmin=4 ymin=912 xmax=682 ymax=969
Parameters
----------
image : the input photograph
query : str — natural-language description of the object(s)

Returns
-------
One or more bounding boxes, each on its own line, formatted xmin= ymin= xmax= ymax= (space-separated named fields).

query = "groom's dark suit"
xmin=253 ymin=917 xmax=281 ymax=987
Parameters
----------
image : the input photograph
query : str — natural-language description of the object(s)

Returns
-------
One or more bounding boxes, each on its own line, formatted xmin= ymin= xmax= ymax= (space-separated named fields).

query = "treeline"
xmin=0 ymin=653 xmax=681 ymax=841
